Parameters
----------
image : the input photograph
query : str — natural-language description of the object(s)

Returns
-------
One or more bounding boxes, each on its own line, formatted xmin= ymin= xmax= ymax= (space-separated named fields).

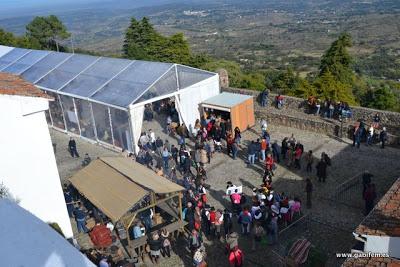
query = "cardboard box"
xmin=86 ymin=218 xmax=96 ymax=229
xmin=153 ymin=213 xmax=163 ymax=225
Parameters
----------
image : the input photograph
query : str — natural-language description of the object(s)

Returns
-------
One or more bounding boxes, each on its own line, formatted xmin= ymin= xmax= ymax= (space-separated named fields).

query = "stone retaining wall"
xmin=223 ymin=87 xmax=400 ymax=146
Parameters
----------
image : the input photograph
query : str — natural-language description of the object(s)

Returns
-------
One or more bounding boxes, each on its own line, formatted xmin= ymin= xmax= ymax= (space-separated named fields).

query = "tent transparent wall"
xmin=59 ymin=95 xmax=80 ymax=135
xmin=92 ymin=102 xmax=113 ymax=145
xmin=110 ymin=108 xmax=132 ymax=151
xmin=45 ymin=110 xmax=52 ymax=125
xmin=74 ymin=98 xmax=96 ymax=139
xmin=47 ymin=92 xmax=66 ymax=130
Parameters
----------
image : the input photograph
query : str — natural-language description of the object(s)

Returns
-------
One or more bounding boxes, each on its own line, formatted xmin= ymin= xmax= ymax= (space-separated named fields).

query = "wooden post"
xmin=150 ymin=192 xmax=156 ymax=214
xmin=178 ymin=192 xmax=183 ymax=234
xmin=178 ymin=192 xmax=183 ymax=221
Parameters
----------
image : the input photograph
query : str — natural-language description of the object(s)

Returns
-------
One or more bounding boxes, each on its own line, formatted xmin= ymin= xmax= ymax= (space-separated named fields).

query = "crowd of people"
xmin=61 ymin=96 xmax=388 ymax=267
xmin=352 ymin=114 xmax=388 ymax=149
xmin=307 ymin=96 xmax=353 ymax=120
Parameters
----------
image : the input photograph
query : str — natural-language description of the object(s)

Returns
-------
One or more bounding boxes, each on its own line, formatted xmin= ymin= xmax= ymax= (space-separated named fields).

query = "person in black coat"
xmin=68 ymin=137 xmax=79 ymax=157
xmin=316 ymin=159 xmax=327 ymax=182
xmin=148 ymin=233 xmax=162 ymax=264
xmin=380 ymin=127 xmax=388 ymax=149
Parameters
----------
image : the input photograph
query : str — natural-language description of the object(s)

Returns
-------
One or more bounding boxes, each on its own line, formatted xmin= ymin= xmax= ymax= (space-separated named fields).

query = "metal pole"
xmin=71 ymin=34 xmax=75 ymax=54
xmin=339 ymin=115 xmax=343 ymax=138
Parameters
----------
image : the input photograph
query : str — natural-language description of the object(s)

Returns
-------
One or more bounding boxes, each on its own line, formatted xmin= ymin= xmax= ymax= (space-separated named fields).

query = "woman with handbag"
xmin=160 ymin=228 xmax=171 ymax=258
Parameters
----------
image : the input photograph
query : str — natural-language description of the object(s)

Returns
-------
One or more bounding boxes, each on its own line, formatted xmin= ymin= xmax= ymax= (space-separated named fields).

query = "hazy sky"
xmin=1 ymin=0 xmax=102 ymax=8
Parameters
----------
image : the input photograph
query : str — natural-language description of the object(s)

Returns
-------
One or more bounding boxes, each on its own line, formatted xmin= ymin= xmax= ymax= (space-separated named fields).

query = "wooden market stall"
xmin=69 ymin=157 xmax=186 ymax=257
xmin=201 ymin=92 xmax=255 ymax=132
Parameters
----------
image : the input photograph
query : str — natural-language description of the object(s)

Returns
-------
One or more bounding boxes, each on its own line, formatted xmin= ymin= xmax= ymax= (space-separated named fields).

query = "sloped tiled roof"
xmin=355 ymin=178 xmax=400 ymax=237
xmin=342 ymin=256 xmax=400 ymax=267
xmin=0 ymin=73 xmax=51 ymax=99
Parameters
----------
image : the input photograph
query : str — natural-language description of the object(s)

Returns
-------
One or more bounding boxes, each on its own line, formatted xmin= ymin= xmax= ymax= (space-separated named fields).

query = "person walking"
xmin=155 ymin=137 xmax=164 ymax=156
xmin=188 ymin=229 xmax=202 ymax=257
xmin=247 ymin=141 xmax=256 ymax=165
xmin=271 ymin=140 xmax=280 ymax=163
xmin=68 ymin=137 xmax=80 ymax=158
xmin=380 ymin=127 xmax=388 ymax=149
xmin=260 ymin=88 xmax=269 ymax=107
xmin=238 ymin=207 xmax=252 ymax=235
xmin=281 ymin=137 xmax=288 ymax=160
xmin=261 ymin=138 xmax=267 ymax=161
xmin=268 ymin=210 xmax=279 ymax=244
xmin=148 ymin=233 xmax=162 ymax=264
xmin=160 ymin=228 xmax=172 ymax=258
xmin=149 ymin=129 xmax=156 ymax=151
xmin=260 ymin=119 xmax=268 ymax=137
xmin=63 ymin=185 xmax=74 ymax=218
xmin=316 ymin=158 xmax=327 ymax=182
xmin=294 ymin=145 xmax=302 ymax=169
xmin=367 ymin=125 xmax=374 ymax=146
xmin=162 ymin=146 xmax=170 ymax=169
xmin=228 ymin=246 xmax=244 ymax=267
xmin=251 ymin=221 xmax=265 ymax=251
xmin=305 ymin=178 xmax=313 ymax=208
xmin=232 ymin=141 xmax=239 ymax=160
xmin=305 ymin=150 xmax=313 ymax=173
xmin=265 ymin=153 xmax=275 ymax=176
xmin=234 ymin=127 xmax=241 ymax=144
xmin=74 ymin=203 xmax=88 ymax=233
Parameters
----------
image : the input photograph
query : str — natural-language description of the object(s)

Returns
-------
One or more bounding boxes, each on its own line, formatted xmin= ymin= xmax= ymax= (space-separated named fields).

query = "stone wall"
xmin=223 ymin=87 xmax=400 ymax=146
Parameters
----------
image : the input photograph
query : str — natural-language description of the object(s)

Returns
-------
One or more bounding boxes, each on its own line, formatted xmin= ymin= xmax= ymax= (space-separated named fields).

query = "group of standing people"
xmin=353 ymin=115 xmax=388 ymax=149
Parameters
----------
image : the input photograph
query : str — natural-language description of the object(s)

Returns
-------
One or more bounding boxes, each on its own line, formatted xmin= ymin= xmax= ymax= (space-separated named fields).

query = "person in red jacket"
xmin=265 ymin=153 xmax=275 ymax=176
xmin=228 ymin=246 xmax=243 ymax=267
xmin=294 ymin=146 xmax=303 ymax=169
xmin=209 ymin=207 xmax=217 ymax=236
xmin=230 ymin=189 xmax=242 ymax=215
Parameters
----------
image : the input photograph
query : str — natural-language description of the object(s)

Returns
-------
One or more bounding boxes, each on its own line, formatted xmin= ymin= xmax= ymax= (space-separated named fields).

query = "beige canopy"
xmin=69 ymin=159 xmax=148 ymax=222
xmin=100 ymin=157 xmax=184 ymax=194
xmin=69 ymin=157 xmax=184 ymax=222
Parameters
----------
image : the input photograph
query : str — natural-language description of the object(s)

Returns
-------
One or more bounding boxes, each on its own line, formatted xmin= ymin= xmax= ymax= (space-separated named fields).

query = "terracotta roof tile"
xmin=355 ymin=179 xmax=400 ymax=237
xmin=0 ymin=73 xmax=52 ymax=99
xmin=343 ymin=257 xmax=400 ymax=267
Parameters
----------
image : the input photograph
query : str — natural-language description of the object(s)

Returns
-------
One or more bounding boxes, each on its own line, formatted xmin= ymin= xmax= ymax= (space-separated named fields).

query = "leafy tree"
xmin=363 ymin=85 xmax=397 ymax=111
xmin=26 ymin=15 xmax=70 ymax=50
xmin=0 ymin=28 xmax=40 ymax=49
xmin=314 ymin=71 xmax=356 ymax=104
xmin=0 ymin=28 xmax=16 ymax=46
xmin=123 ymin=17 xmax=191 ymax=65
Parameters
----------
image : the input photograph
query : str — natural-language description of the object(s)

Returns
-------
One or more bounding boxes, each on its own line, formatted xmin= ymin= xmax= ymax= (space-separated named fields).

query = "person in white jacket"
xmin=367 ymin=125 xmax=374 ymax=146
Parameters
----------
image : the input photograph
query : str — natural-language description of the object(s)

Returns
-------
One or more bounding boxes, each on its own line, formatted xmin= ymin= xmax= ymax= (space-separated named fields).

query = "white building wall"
xmin=0 ymin=95 xmax=73 ymax=238
xmin=364 ymin=235 xmax=400 ymax=258
xmin=178 ymin=74 xmax=220 ymax=132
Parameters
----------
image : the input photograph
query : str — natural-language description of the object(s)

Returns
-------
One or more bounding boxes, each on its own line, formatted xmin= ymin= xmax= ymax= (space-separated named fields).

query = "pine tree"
xmin=26 ymin=15 xmax=70 ymax=50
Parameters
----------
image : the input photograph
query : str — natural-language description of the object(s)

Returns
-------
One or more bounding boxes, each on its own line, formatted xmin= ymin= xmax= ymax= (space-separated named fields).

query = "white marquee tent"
xmin=0 ymin=45 xmax=220 ymax=153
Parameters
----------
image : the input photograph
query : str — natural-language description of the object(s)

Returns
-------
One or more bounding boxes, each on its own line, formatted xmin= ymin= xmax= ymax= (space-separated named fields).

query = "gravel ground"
xmin=50 ymin=115 xmax=400 ymax=267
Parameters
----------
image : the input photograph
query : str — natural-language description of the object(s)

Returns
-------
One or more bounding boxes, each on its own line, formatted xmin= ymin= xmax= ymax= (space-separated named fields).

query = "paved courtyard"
xmin=51 ymin=117 xmax=400 ymax=266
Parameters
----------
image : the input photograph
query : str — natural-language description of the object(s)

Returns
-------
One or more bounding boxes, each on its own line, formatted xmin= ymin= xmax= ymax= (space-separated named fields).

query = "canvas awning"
xmin=69 ymin=159 xmax=148 ymax=222
xmin=100 ymin=157 xmax=184 ymax=194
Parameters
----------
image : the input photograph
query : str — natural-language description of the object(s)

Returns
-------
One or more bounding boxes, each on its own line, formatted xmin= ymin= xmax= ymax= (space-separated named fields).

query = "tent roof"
xmin=0 ymin=45 xmax=216 ymax=109
xmin=100 ymin=157 xmax=184 ymax=194
xmin=0 ymin=200 xmax=96 ymax=267
xmin=202 ymin=92 xmax=253 ymax=109
xmin=69 ymin=159 xmax=148 ymax=222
